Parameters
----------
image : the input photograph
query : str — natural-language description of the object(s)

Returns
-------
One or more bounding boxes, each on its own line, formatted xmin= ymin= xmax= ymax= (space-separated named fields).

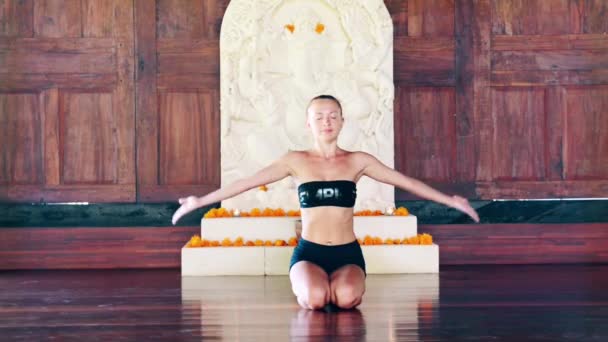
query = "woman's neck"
xmin=312 ymin=140 xmax=340 ymax=159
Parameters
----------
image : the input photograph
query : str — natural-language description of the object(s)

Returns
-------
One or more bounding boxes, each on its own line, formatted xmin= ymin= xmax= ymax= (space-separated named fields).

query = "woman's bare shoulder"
xmin=284 ymin=149 xmax=309 ymax=159
xmin=348 ymin=150 xmax=377 ymax=163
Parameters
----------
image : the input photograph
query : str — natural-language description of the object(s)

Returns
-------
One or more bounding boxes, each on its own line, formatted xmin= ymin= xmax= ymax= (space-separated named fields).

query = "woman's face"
xmin=306 ymin=99 xmax=343 ymax=142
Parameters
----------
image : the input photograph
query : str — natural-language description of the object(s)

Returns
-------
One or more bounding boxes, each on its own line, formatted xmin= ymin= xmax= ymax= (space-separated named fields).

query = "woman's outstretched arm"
xmin=171 ymin=153 xmax=293 ymax=224
xmin=358 ymin=152 xmax=480 ymax=222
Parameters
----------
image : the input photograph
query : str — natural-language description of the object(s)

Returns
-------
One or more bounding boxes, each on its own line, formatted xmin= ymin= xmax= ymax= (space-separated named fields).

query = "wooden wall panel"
xmin=0 ymin=0 xmax=33 ymax=37
xmin=479 ymin=0 xmax=608 ymax=198
xmin=385 ymin=0 xmax=408 ymax=37
xmin=425 ymin=223 xmax=608 ymax=265
xmin=394 ymin=37 xmax=455 ymax=86
xmin=395 ymin=87 xmax=456 ymax=182
xmin=202 ymin=0 xmax=229 ymax=40
xmin=408 ymin=0 xmax=454 ymax=37
xmin=394 ymin=38 xmax=454 ymax=72
xmin=1 ymin=0 xmax=607 ymax=203
xmin=583 ymin=0 xmax=608 ymax=33
xmin=2 ymin=223 xmax=607 ymax=269
xmin=136 ymin=0 xmax=223 ymax=202
xmin=157 ymin=0 xmax=204 ymax=38
xmin=33 ymin=0 xmax=82 ymax=38
xmin=492 ymin=34 xmax=608 ymax=51
xmin=113 ymin=2 xmax=136 ymax=189
xmin=492 ymin=50 xmax=608 ymax=71
xmin=0 ymin=0 xmax=135 ymax=202
xmin=545 ymin=87 xmax=566 ymax=181
xmin=82 ymin=0 xmax=115 ymax=38
xmin=0 ymin=45 xmax=115 ymax=73
xmin=0 ymin=226 xmax=198 ymax=269
xmin=0 ymin=93 xmax=41 ymax=184
xmin=135 ymin=0 xmax=158 ymax=200
xmin=490 ymin=88 xmax=546 ymax=180
xmin=62 ymin=92 xmax=117 ymax=184
xmin=564 ymin=87 xmax=608 ymax=179
xmin=491 ymin=0 xmax=578 ymax=35
xmin=157 ymin=46 xmax=219 ymax=74
xmin=455 ymin=0 xmax=492 ymax=190
xmin=159 ymin=90 xmax=220 ymax=185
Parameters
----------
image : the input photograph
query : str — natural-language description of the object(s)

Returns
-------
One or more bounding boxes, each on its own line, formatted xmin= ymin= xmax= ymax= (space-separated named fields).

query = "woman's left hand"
xmin=450 ymin=195 xmax=480 ymax=222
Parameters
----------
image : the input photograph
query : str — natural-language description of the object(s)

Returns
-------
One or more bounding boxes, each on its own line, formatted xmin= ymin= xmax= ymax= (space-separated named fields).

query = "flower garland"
xmin=359 ymin=233 xmax=433 ymax=245
xmin=186 ymin=233 xmax=433 ymax=248
xmin=203 ymin=207 xmax=410 ymax=218
xmin=187 ymin=235 xmax=298 ymax=247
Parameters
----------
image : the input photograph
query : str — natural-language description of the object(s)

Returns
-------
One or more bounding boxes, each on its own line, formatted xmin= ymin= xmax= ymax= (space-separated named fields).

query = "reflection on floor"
xmin=1 ymin=265 xmax=607 ymax=340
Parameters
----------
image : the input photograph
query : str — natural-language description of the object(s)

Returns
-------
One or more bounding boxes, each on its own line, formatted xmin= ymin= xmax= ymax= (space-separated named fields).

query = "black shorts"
xmin=289 ymin=238 xmax=366 ymax=276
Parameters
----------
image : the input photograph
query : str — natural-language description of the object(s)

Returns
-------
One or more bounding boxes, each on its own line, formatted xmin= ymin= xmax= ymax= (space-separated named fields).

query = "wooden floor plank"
xmin=0 ymin=265 xmax=607 ymax=340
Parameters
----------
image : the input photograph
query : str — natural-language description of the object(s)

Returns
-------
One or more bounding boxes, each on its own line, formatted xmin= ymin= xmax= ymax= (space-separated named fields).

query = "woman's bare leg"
xmin=329 ymin=264 xmax=366 ymax=309
xmin=289 ymin=261 xmax=331 ymax=310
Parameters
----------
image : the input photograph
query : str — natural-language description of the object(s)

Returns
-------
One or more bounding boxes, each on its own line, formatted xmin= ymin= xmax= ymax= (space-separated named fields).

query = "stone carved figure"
xmin=220 ymin=0 xmax=394 ymax=211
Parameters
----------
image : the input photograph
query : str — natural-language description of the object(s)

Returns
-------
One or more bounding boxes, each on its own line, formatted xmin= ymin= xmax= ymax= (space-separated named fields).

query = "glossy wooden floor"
xmin=1 ymin=265 xmax=607 ymax=341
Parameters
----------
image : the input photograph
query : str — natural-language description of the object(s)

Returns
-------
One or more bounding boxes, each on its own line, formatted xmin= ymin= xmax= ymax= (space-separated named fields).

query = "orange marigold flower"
xmin=204 ymin=208 xmax=217 ymax=218
xmin=250 ymin=208 xmax=262 ymax=217
xmin=245 ymin=240 xmax=255 ymax=246
xmin=254 ymin=239 xmax=264 ymax=246
xmin=315 ymin=23 xmax=325 ymax=34
xmin=274 ymin=208 xmax=286 ymax=216
xmin=221 ymin=238 xmax=233 ymax=247
xmin=385 ymin=238 xmax=395 ymax=245
xmin=373 ymin=210 xmax=383 ymax=216
xmin=419 ymin=233 xmax=433 ymax=245
xmin=285 ymin=24 xmax=295 ymax=33
xmin=262 ymin=207 xmax=275 ymax=216
xmin=258 ymin=185 xmax=268 ymax=192
xmin=287 ymin=210 xmax=301 ymax=217
xmin=288 ymin=237 xmax=299 ymax=246
xmin=188 ymin=235 xmax=202 ymax=247
xmin=264 ymin=240 xmax=273 ymax=246
xmin=395 ymin=207 xmax=410 ymax=216
xmin=373 ymin=237 xmax=383 ymax=245
xmin=200 ymin=239 xmax=210 ymax=247
xmin=274 ymin=239 xmax=287 ymax=246
xmin=216 ymin=207 xmax=232 ymax=217
xmin=363 ymin=235 xmax=374 ymax=245
xmin=210 ymin=240 xmax=220 ymax=247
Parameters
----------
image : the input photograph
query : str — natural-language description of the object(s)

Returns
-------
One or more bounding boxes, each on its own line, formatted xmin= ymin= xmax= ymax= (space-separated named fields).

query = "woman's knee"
xmin=334 ymin=284 xmax=363 ymax=309
xmin=302 ymin=285 xmax=330 ymax=309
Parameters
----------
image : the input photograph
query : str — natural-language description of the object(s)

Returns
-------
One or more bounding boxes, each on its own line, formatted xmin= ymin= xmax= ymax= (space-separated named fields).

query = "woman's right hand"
xmin=172 ymin=196 xmax=201 ymax=225
xmin=450 ymin=195 xmax=480 ymax=223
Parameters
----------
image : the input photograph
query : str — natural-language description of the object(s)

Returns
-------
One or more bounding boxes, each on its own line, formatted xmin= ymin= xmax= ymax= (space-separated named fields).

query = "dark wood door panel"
xmin=0 ymin=0 xmax=135 ymax=203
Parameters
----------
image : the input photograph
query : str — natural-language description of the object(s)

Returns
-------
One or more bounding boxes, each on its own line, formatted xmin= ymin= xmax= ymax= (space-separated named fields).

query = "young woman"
xmin=172 ymin=95 xmax=480 ymax=310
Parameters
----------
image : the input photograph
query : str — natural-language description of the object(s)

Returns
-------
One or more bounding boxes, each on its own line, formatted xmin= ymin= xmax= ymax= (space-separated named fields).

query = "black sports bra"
xmin=297 ymin=180 xmax=357 ymax=208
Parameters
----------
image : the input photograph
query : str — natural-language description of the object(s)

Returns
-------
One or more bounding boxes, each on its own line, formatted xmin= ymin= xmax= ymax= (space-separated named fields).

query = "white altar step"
xmin=199 ymin=215 xmax=418 ymax=241
xmin=181 ymin=244 xmax=439 ymax=276
xmin=183 ymin=214 xmax=438 ymax=276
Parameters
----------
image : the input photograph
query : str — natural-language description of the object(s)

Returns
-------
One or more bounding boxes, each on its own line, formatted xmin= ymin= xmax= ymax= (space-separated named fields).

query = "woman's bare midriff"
xmin=299 ymin=206 xmax=356 ymax=245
